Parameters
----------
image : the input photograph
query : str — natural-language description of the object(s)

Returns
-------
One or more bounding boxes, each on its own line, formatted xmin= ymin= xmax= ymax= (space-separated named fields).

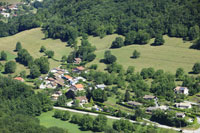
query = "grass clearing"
xmin=87 ymin=35 xmax=200 ymax=74
xmin=0 ymin=0 xmax=21 ymax=4
xmin=0 ymin=28 xmax=72 ymax=75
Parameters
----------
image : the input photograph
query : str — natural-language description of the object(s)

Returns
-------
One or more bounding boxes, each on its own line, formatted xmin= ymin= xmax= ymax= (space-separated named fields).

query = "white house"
xmin=1 ymin=12 xmax=10 ymax=17
xmin=96 ymin=84 xmax=107 ymax=90
xmin=174 ymin=86 xmax=189 ymax=95
xmin=175 ymin=102 xmax=192 ymax=109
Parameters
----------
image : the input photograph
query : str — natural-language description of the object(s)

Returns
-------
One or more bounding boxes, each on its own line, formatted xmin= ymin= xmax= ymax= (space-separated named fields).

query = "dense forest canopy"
xmin=40 ymin=0 xmax=200 ymax=44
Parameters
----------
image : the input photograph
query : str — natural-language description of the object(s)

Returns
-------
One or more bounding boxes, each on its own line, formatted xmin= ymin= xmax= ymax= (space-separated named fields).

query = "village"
xmin=12 ymin=57 xmax=200 ymax=126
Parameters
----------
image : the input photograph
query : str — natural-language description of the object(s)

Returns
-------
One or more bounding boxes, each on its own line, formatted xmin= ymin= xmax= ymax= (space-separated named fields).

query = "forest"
xmin=0 ymin=76 xmax=67 ymax=133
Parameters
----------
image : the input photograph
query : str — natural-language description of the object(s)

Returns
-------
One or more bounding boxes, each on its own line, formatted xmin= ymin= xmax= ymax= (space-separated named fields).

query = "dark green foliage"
xmin=17 ymin=49 xmax=34 ymax=66
xmin=30 ymin=65 xmax=41 ymax=78
xmin=151 ymin=110 xmax=188 ymax=127
xmin=153 ymin=34 xmax=165 ymax=45
xmin=93 ymin=115 xmax=107 ymax=132
xmin=182 ymin=75 xmax=200 ymax=95
xmin=132 ymin=50 xmax=140 ymax=58
xmin=104 ymin=50 xmax=117 ymax=64
xmin=61 ymin=55 xmax=67 ymax=63
xmin=89 ymin=64 xmax=98 ymax=70
xmin=193 ymin=62 xmax=200 ymax=74
xmin=45 ymin=50 xmax=54 ymax=58
xmin=53 ymin=110 xmax=63 ymax=119
xmin=55 ymin=95 xmax=67 ymax=106
xmin=135 ymin=107 xmax=145 ymax=119
xmin=1 ymin=51 xmax=7 ymax=61
xmin=92 ymin=88 xmax=107 ymax=102
xmin=80 ymin=114 xmax=94 ymax=130
xmin=151 ymin=73 xmax=175 ymax=100
xmin=191 ymin=38 xmax=200 ymax=50
xmin=140 ymin=67 xmax=155 ymax=79
xmin=16 ymin=42 xmax=22 ymax=51
xmin=0 ymin=62 xmax=3 ymax=72
xmin=5 ymin=61 xmax=16 ymax=73
xmin=34 ymin=57 xmax=50 ymax=74
xmin=113 ymin=119 xmax=134 ymax=133
xmin=40 ymin=46 xmax=46 ymax=52
xmin=20 ymin=70 xmax=27 ymax=78
xmin=176 ymin=68 xmax=184 ymax=80
xmin=124 ymin=90 xmax=130 ymax=102
xmin=111 ymin=37 xmax=124 ymax=48
xmin=70 ymin=114 xmax=81 ymax=124
xmin=126 ymin=66 xmax=135 ymax=74
xmin=61 ymin=111 xmax=71 ymax=121
xmin=188 ymin=25 xmax=199 ymax=40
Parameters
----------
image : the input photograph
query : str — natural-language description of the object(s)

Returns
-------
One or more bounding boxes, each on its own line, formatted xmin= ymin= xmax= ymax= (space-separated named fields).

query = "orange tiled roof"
xmin=64 ymin=75 xmax=72 ymax=79
xmin=14 ymin=77 xmax=24 ymax=81
xmin=75 ymin=84 xmax=84 ymax=89
xmin=76 ymin=66 xmax=85 ymax=71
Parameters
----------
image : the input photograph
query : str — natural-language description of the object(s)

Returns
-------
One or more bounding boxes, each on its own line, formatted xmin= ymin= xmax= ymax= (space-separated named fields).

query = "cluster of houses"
xmin=0 ymin=3 xmax=20 ymax=18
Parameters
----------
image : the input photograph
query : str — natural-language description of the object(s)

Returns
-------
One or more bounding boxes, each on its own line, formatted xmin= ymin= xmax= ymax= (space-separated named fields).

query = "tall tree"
xmin=154 ymin=34 xmax=165 ymax=45
xmin=1 ymin=51 xmax=7 ymax=60
xmin=5 ymin=61 xmax=16 ymax=73
xmin=16 ymin=42 xmax=22 ymax=51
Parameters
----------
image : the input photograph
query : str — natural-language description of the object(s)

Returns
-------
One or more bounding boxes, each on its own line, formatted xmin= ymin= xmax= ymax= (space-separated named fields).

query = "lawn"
xmin=0 ymin=0 xmax=21 ymax=4
xmin=87 ymin=35 xmax=200 ymax=74
xmin=37 ymin=110 xmax=116 ymax=133
xmin=0 ymin=28 xmax=72 ymax=75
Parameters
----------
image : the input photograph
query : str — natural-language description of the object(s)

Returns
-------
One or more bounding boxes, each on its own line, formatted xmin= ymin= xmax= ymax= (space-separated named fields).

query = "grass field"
xmin=0 ymin=28 xmax=72 ymax=75
xmin=87 ymin=35 xmax=200 ymax=74
xmin=0 ymin=28 xmax=199 ymax=76
xmin=37 ymin=110 xmax=116 ymax=133
xmin=0 ymin=0 xmax=21 ymax=4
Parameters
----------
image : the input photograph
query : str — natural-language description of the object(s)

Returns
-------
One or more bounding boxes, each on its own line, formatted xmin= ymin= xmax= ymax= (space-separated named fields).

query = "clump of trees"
xmin=111 ymin=37 xmax=124 ymax=48
xmin=153 ymin=34 xmax=165 ymax=46
xmin=192 ymin=62 xmax=200 ymax=74
xmin=104 ymin=50 xmax=117 ymax=64
xmin=5 ymin=61 xmax=16 ymax=73
xmin=0 ymin=51 xmax=7 ymax=61
xmin=16 ymin=42 xmax=22 ymax=51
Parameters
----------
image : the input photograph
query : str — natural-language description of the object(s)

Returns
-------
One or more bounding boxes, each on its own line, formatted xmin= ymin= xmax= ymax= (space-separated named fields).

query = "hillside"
xmin=0 ymin=28 xmax=72 ymax=74
xmin=0 ymin=28 xmax=199 ymax=74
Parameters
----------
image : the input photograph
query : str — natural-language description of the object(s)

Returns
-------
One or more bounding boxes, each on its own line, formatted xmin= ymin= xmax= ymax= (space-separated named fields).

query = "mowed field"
xmin=87 ymin=35 xmax=200 ymax=74
xmin=0 ymin=28 xmax=72 ymax=75
xmin=0 ymin=28 xmax=199 ymax=75
xmin=0 ymin=0 xmax=21 ymax=4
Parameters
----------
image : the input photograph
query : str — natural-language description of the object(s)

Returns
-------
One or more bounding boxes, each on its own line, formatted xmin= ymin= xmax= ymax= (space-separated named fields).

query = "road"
xmin=53 ymin=106 xmax=181 ymax=132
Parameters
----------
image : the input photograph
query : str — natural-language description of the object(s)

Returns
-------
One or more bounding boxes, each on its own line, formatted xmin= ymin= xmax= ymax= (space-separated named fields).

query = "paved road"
xmin=54 ymin=106 xmax=181 ymax=131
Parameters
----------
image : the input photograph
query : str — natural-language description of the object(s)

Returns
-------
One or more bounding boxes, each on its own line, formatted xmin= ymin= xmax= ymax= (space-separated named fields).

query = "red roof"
xmin=76 ymin=66 xmax=85 ymax=71
xmin=64 ymin=75 xmax=72 ymax=79
xmin=14 ymin=77 xmax=24 ymax=82
xmin=74 ymin=84 xmax=84 ymax=89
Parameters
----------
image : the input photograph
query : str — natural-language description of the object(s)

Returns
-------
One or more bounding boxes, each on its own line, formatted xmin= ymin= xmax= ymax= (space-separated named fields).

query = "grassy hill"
xmin=87 ymin=35 xmax=200 ymax=74
xmin=0 ymin=28 xmax=72 ymax=75
xmin=0 ymin=28 xmax=199 ymax=75
xmin=0 ymin=0 xmax=21 ymax=4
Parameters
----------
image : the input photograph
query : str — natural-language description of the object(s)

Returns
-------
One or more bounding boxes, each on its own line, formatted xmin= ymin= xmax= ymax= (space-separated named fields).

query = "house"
xmin=73 ymin=66 xmax=85 ymax=73
xmin=74 ymin=58 xmax=82 ymax=64
xmin=174 ymin=86 xmax=189 ymax=95
xmin=127 ymin=101 xmax=142 ymax=106
xmin=175 ymin=102 xmax=192 ymax=109
xmin=0 ymin=7 xmax=6 ymax=12
xmin=63 ymin=75 xmax=73 ymax=80
xmin=14 ymin=77 xmax=24 ymax=82
xmin=96 ymin=84 xmax=107 ymax=90
xmin=146 ymin=107 xmax=158 ymax=113
xmin=75 ymin=76 xmax=86 ymax=82
xmin=51 ymin=91 xmax=62 ymax=100
xmin=75 ymin=96 xmax=88 ymax=104
xmin=1 ymin=12 xmax=10 ymax=17
xmin=8 ymin=5 xmax=18 ymax=10
xmin=143 ymin=95 xmax=157 ymax=100
xmin=176 ymin=113 xmax=185 ymax=118
xmin=159 ymin=105 xmax=169 ymax=111
xmin=70 ymin=84 xmax=84 ymax=91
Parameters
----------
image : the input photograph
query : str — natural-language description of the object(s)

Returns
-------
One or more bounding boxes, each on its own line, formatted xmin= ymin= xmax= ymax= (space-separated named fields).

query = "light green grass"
xmin=0 ymin=28 xmax=72 ymax=75
xmin=0 ymin=0 xmax=21 ymax=4
xmin=87 ymin=35 xmax=200 ymax=74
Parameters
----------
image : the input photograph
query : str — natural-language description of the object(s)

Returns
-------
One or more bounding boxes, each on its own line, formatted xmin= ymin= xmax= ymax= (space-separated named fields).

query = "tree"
xmin=40 ymin=46 xmax=46 ymax=52
xmin=113 ymin=119 xmax=134 ymax=133
xmin=104 ymin=50 xmax=117 ymax=64
xmin=61 ymin=111 xmax=71 ymax=121
xmin=176 ymin=68 xmax=184 ymax=80
xmin=93 ymin=115 xmax=107 ymax=132
xmin=45 ymin=50 xmax=54 ymax=58
xmin=111 ymin=37 xmax=124 ymax=48
xmin=124 ymin=90 xmax=130 ymax=102
xmin=80 ymin=114 xmax=94 ymax=130
xmin=1 ymin=51 xmax=7 ymax=60
xmin=53 ymin=110 xmax=63 ymax=119
xmin=56 ymin=95 xmax=67 ymax=106
xmin=70 ymin=114 xmax=81 ymax=124
xmin=154 ymin=34 xmax=165 ymax=45
xmin=192 ymin=63 xmax=200 ymax=74
xmin=126 ymin=66 xmax=135 ymax=74
xmin=34 ymin=57 xmax=50 ymax=74
xmin=0 ymin=62 xmax=3 ymax=72
xmin=92 ymin=89 xmax=107 ymax=102
xmin=20 ymin=70 xmax=26 ymax=78
xmin=135 ymin=107 xmax=145 ymax=120
xmin=5 ymin=61 xmax=16 ymax=73
xmin=30 ymin=65 xmax=41 ymax=78
xmin=132 ymin=50 xmax=140 ymax=58
xmin=61 ymin=55 xmax=67 ymax=63
xmin=16 ymin=42 xmax=22 ymax=51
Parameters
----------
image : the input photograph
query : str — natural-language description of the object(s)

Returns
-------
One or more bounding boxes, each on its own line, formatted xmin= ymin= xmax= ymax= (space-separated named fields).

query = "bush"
xmin=132 ymin=50 xmax=140 ymax=58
